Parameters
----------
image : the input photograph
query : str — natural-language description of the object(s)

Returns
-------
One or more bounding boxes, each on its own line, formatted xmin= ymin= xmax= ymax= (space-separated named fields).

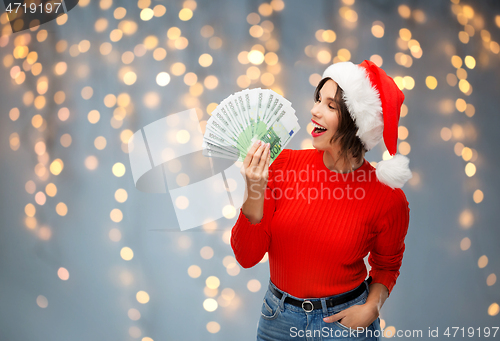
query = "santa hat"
xmin=321 ymin=60 xmax=412 ymax=189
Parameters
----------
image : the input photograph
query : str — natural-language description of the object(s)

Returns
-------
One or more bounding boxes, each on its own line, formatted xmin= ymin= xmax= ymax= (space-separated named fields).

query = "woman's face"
xmin=310 ymin=79 xmax=340 ymax=151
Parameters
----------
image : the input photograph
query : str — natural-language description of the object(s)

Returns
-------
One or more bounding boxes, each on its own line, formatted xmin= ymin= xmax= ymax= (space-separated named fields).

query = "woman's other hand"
xmin=323 ymin=302 xmax=379 ymax=329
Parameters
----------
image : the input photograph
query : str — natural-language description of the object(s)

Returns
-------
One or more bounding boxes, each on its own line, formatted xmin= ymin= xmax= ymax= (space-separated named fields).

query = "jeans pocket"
xmin=260 ymin=292 xmax=281 ymax=320
xmin=335 ymin=319 xmax=351 ymax=331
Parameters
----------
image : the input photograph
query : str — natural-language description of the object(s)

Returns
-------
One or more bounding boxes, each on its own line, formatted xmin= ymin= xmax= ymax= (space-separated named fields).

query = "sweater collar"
xmin=315 ymin=149 xmax=370 ymax=176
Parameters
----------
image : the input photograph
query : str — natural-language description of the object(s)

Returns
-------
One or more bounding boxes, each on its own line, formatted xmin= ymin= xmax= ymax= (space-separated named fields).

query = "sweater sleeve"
xmin=368 ymin=188 xmax=410 ymax=297
xmin=230 ymin=149 xmax=290 ymax=269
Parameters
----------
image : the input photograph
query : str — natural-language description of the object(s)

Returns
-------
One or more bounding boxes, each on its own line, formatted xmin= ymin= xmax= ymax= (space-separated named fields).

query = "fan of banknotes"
xmin=202 ymin=88 xmax=301 ymax=165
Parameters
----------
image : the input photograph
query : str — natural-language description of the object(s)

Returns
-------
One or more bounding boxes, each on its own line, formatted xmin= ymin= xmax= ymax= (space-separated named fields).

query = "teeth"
xmin=312 ymin=122 xmax=326 ymax=129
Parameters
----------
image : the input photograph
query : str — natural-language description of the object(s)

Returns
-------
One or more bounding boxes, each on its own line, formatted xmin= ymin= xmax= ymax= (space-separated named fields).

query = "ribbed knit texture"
xmin=230 ymin=148 xmax=410 ymax=299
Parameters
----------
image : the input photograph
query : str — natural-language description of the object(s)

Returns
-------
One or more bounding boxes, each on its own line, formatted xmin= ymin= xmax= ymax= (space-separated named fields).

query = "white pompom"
xmin=375 ymin=154 xmax=413 ymax=189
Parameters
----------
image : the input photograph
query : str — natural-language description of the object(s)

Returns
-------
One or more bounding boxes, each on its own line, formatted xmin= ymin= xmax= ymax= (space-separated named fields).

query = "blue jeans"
xmin=256 ymin=279 xmax=382 ymax=340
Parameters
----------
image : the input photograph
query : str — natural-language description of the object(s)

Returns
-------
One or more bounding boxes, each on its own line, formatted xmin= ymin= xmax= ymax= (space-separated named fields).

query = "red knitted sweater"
xmin=230 ymin=148 xmax=410 ymax=299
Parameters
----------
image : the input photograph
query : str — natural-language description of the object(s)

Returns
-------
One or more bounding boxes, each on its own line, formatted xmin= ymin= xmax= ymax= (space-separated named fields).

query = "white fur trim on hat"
xmin=375 ymin=154 xmax=413 ymax=189
xmin=321 ymin=61 xmax=383 ymax=151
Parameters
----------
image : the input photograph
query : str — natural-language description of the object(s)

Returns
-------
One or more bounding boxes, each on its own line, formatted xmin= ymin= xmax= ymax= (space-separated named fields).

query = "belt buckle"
xmin=302 ymin=300 xmax=314 ymax=312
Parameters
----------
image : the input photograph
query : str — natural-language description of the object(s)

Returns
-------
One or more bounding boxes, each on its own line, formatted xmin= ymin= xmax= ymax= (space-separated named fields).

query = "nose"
xmin=310 ymin=101 xmax=321 ymax=118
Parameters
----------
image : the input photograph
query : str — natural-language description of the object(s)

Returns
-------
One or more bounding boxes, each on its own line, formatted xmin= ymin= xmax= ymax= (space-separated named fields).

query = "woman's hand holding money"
xmin=240 ymin=140 xmax=271 ymax=225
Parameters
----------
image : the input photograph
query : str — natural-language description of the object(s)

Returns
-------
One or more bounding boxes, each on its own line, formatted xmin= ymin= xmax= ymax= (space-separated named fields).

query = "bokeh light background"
xmin=1 ymin=0 xmax=500 ymax=340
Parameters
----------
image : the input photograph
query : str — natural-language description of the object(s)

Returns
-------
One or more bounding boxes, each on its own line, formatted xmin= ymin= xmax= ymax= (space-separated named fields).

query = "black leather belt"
xmin=269 ymin=276 xmax=372 ymax=312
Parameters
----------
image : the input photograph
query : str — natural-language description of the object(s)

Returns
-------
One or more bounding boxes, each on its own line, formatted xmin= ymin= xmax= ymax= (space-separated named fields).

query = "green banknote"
xmin=203 ymin=88 xmax=301 ymax=165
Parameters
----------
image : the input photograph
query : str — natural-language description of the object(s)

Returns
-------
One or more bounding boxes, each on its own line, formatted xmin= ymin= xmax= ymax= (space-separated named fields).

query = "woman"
xmin=231 ymin=60 xmax=412 ymax=341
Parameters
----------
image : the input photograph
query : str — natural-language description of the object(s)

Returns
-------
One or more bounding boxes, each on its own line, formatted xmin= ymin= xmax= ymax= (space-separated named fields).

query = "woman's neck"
xmin=323 ymin=147 xmax=364 ymax=173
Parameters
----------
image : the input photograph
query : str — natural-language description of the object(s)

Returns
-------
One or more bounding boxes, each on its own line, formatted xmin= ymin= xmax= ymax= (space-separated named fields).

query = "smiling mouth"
xmin=311 ymin=121 xmax=327 ymax=136
xmin=312 ymin=126 xmax=327 ymax=133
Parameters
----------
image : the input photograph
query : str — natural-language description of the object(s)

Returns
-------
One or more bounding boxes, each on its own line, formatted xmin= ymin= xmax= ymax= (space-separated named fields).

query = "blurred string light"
xmin=394 ymin=0 xmax=499 ymax=321
xmin=3 ymin=0 xmax=283 ymax=336
xmin=444 ymin=0 xmax=497 ymax=318
xmin=235 ymin=3 xmax=284 ymax=95
xmin=406 ymin=0 xmax=495 ymax=324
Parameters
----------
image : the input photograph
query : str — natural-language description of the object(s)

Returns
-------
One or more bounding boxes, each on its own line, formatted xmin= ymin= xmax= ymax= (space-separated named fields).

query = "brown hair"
xmin=313 ymin=77 xmax=367 ymax=167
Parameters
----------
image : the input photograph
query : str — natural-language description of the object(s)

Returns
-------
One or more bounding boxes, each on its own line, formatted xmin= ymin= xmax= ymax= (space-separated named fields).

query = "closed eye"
xmin=316 ymin=97 xmax=336 ymax=110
